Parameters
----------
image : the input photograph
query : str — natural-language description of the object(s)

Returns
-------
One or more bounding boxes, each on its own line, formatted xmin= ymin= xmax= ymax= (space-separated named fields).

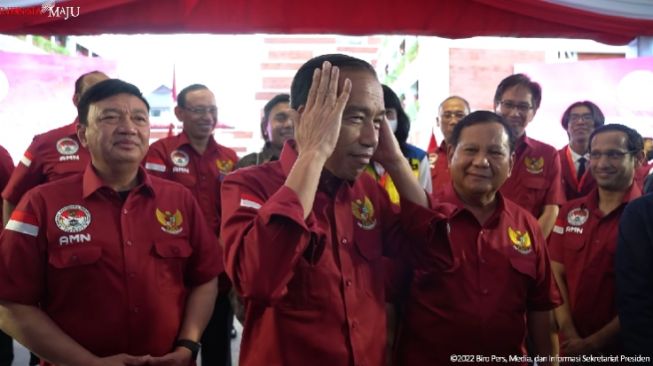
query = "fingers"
xmin=334 ymin=78 xmax=351 ymax=115
xmin=315 ymin=62 xmax=333 ymax=107
xmin=304 ymin=68 xmax=321 ymax=110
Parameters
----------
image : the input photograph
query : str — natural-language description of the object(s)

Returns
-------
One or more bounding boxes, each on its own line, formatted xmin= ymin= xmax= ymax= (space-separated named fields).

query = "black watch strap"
xmin=175 ymin=339 xmax=201 ymax=360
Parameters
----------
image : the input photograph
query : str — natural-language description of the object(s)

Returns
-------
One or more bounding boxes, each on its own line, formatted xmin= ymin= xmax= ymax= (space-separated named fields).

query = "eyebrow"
xmin=343 ymin=105 xmax=385 ymax=116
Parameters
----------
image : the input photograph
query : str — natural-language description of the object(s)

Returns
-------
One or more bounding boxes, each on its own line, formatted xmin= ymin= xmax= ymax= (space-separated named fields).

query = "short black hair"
xmin=382 ymin=85 xmax=410 ymax=154
xmin=77 ymin=79 xmax=150 ymax=125
xmin=261 ymin=93 xmax=290 ymax=141
xmin=74 ymin=71 xmax=105 ymax=95
xmin=589 ymin=124 xmax=643 ymax=155
xmin=494 ymin=73 xmax=542 ymax=110
xmin=450 ymin=111 xmax=516 ymax=153
xmin=561 ymin=101 xmax=605 ymax=130
xmin=290 ymin=54 xmax=377 ymax=110
xmin=177 ymin=84 xmax=209 ymax=108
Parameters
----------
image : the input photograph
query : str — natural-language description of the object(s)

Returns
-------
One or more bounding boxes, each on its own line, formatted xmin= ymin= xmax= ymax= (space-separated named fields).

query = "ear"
xmin=77 ymin=123 xmax=88 ymax=148
xmin=72 ymin=93 xmax=80 ymax=107
xmin=446 ymin=142 xmax=454 ymax=167
xmin=507 ymin=151 xmax=516 ymax=178
xmin=635 ymin=150 xmax=646 ymax=168
xmin=436 ymin=117 xmax=441 ymax=128
xmin=174 ymin=106 xmax=184 ymax=122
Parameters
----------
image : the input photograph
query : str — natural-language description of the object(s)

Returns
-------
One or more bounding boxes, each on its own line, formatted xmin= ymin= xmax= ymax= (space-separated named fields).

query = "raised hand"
xmin=295 ymin=61 xmax=351 ymax=160
xmin=373 ymin=115 xmax=405 ymax=170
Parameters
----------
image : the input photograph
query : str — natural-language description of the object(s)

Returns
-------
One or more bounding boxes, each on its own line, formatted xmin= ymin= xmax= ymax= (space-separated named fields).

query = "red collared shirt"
xmin=559 ymin=145 xmax=596 ymax=200
xmin=500 ymin=135 xmax=564 ymax=217
xmin=0 ymin=165 xmax=221 ymax=361
xmin=144 ymin=132 xmax=238 ymax=233
xmin=430 ymin=141 xmax=450 ymax=195
xmin=0 ymin=145 xmax=14 ymax=201
xmin=549 ymin=184 xmax=641 ymax=352
xmin=221 ymin=141 xmax=431 ymax=366
xmin=2 ymin=121 xmax=90 ymax=205
xmin=396 ymin=185 xmax=561 ymax=366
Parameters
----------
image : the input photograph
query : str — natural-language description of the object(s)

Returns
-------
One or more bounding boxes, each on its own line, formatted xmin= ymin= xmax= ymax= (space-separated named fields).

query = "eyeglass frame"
xmin=182 ymin=106 xmax=218 ymax=115
xmin=588 ymin=150 xmax=637 ymax=161
xmin=569 ymin=113 xmax=595 ymax=124
xmin=498 ymin=100 xmax=534 ymax=114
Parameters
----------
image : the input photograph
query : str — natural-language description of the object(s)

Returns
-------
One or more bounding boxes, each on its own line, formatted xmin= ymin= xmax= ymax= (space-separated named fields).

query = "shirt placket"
xmin=120 ymin=193 xmax=142 ymax=343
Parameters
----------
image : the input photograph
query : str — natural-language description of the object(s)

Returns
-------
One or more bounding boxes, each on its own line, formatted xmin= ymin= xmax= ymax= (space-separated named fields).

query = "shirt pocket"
xmin=49 ymin=245 xmax=102 ymax=269
xmin=354 ymin=228 xmax=383 ymax=262
xmin=152 ymin=239 xmax=193 ymax=290
xmin=508 ymin=254 xmax=537 ymax=281
xmin=518 ymin=177 xmax=549 ymax=212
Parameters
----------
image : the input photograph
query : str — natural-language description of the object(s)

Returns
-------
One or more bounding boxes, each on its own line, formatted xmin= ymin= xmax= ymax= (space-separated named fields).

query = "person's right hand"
xmin=90 ymin=353 xmax=149 ymax=366
xmin=295 ymin=61 xmax=351 ymax=161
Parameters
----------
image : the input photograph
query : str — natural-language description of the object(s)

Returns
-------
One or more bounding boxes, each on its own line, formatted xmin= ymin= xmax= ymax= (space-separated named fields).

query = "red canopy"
xmin=1 ymin=0 xmax=652 ymax=45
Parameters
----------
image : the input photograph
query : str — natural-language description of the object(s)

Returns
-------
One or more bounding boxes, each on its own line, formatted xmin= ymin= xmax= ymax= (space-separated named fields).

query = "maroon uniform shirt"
xmin=396 ymin=185 xmax=561 ymax=365
xmin=500 ymin=135 xmax=564 ymax=217
xmin=2 ymin=121 xmax=90 ymax=205
xmin=0 ymin=166 xmax=221 ymax=363
xmin=144 ymin=131 xmax=238 ymax=234
xmin=559 ymin=145 xmax=596 ymax=200
xmin=549 ymin=184 xmax=641 ymax=354
xmin=220 ymin=141 xmax=437 ymax=366
xmin=430 ymin=141 xmax=450 ymax=195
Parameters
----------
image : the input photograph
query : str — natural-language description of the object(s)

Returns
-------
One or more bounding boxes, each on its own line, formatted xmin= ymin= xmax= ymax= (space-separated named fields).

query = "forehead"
xmin=91 ymin=93 xmax=148 ymax=112
xmin=459 ymin=122 xmax=509 ymax=145
xmin=441 ymin=98 xmax=467 ymax=112
xmin=570 ymin=105 xmax=591 ymax=114
xmin=591 ymin=130 xmax=628 ymax=149
xmin=338 ymin=68 xmax=383 ymax=109
xmin=500 ymin=85 xmax=532 ymax=102
xmin=270 ymin=101 xmax=290 ymax=114
xmin=185 ymin=89 xmax=215 ymax=104
xmin=80 ymin=73 xmax=108 ymax=91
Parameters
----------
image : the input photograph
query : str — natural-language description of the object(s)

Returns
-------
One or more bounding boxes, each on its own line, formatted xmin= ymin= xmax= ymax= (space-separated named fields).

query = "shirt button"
xmin=125 ymin=240 xmax=133 ymax=246
xmin=70 ymin=255 xmax=78 ymax=263
xmin=482 ymin=289 xmax=489 ymax=295
xmin=351 ymin=321 xmax=358 ymax=329
xmin=172 ymin=247 xmax=180 ymax=254
xmin=345 ymin=280 xmax=352 ymax=287
xmin=480 ymin=258 xmax=486 ymax=264
xmin=128 ymin=272 xmax=136 ymax=278
xmin=133 ymin=306 xmax=139 ymax=313
xmin=341 ymin=238 xmax=348 ymax=244
xmin=123 ymin=209 xmax=128 ymax=215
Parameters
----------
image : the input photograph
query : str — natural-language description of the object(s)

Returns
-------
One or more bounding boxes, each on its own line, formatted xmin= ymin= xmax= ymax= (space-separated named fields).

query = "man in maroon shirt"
xmin=431 ymin=96 xmax=469 ymax=194
xmin=0 ymin=79 xmax=220 ymax=366
xmin=550 ymin=124 xmax=643 ymax=356
xmin=558 ymin=101 xmax=605 ymax=200
xmin=145 ymin=84 xmax=238 ymax=366
xmin=495 ymin=74 xmax=564 ymax=237
xmin=0 ymin=145 xmax=14 ymax=366
xmin=221 ymin=54 xmax=433 ymax=366
xmin=2 ymin=71 xmax=108 ymax=226
xmin=394 ymin=111 xmax=560 ymax=365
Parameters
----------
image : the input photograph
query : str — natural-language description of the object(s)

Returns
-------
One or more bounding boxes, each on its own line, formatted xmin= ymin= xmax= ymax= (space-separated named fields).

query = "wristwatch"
xmin=175 ymin=339 xmax=201 ymax=360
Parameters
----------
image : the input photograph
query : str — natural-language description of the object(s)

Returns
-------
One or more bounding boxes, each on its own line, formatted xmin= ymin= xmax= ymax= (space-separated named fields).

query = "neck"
xmin=597 ymin=187 xmax=627 ymax=215
xmin=457 ymin=190 xmax=498 ymax=225
xmin=94 ymin=163 xmax=140 ymax=192
xmin=569 ymin=140 xmax=588 ymax=155
xmin=188 ymin=135 xmax=210 ymax=155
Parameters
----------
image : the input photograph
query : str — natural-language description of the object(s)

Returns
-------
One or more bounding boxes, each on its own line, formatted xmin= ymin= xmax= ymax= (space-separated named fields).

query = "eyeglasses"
xmin=569 ymin=114 xmax=594 ymax=123
xmin=589 ymin=150 xmax=635 ymax=161
xmin=498 ymin=101 xmax=534 ymax=113
xmin=183 ymin=106 xmax=218 ymax=115
xmin=441 ymin=111 xmax=467 ymax=120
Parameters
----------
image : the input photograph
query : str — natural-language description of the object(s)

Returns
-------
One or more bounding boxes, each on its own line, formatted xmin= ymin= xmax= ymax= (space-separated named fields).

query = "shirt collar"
xmin=173 ymin=131 xmax=218 ymax=152
xmin=64 ymin=119 xmax=79 ymax=136
xmin=279 ymin=140 xmax=347 ymax=196
xmin=442 ymin=184 xmax=505 ymax=228
xmin=437 ymin=141 xmax=448 ymax=153
xmin=82 ymin=164 xmax=155 ymax=199
xmin=515 ymin=134 xmax=535 ymax=155
xmin=568 ymin=145 xmax=589 ymax=162
xmin=584 ymin=182 xmax=642 ymax=212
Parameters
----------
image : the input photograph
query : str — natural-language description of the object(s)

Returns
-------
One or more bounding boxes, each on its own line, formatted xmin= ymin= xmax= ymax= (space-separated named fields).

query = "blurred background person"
xmin=431 ymin=96 xmax=470 ymax=194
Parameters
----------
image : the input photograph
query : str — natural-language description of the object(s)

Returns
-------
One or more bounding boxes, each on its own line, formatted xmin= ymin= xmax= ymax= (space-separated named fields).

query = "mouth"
xmin=350 ymin=153 xmax=373 ymax=166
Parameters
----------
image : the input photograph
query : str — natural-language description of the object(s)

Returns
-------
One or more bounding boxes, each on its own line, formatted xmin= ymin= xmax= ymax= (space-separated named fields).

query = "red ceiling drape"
xmin=1 ymin=0 xmax=652 ymax=45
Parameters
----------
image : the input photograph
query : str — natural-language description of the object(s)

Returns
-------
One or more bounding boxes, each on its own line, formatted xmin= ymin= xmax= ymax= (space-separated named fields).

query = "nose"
xmin=359 ymin=120 xmax=378 ymax=148
xmin=472 ymin=152 xmax=490 ymax=167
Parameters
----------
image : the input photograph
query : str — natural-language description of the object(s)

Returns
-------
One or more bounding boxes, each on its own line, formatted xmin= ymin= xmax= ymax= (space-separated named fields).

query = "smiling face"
xmin=438 ymin=98 xmax=469 ymax=143
xmin=78 ymin=93 xmax=150 ymax=171
xmin=175 ymin=88 xmax=217 ymax=142
xmin=567 ymin=105 xmax=595 ymax=148
xmin=323 ymin=68 xmax=385 ymax=181
xmin=495 ymin=85 xmax=536 ymax=138
xmin=589 ymin=130 xmax=637 ymax=192
xmin=448 ymin=121 xmax=514 ymax=201
xmin=266 ymin=101 xmax=294 ymax=148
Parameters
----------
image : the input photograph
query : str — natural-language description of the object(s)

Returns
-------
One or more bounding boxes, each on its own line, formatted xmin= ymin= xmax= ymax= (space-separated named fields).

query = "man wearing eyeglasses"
xmin=558 ymin=101 xmax=605 ymax=201
xmin=431 ymin=96 xmax=470 ymax=194
xmin=549 ymin=124 xmax=642 ymax=357
xmin=145 ymin=84 xmax=238 ymax=366
xmin=494 ymin=74 xmax=564 ymax=237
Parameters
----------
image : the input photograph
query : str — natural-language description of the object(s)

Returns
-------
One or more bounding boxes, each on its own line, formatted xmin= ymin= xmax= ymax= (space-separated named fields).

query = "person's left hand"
xmin=372 ymin=117 xmax=404 ymax=170
xmin=141 ymin=348 xmax=192 ymax=366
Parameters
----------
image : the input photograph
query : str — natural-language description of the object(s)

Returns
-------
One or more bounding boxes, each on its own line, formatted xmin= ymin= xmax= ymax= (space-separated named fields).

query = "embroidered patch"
xmin=524 ymin=156 xmax=544 ymax=174
xmin=567 ymin=208 xmax=589 ymax=226
xmin=56 ymin=137 xmax=79 ymax=155
xmin=508 ymin=226 xmax=532 ymax=254
xmin=216 ymin=159 xmax=234 ymax=174
xmin=352 ymin=196 xmax=376 ymax=230
xmin=170 ymin=150 xmax=190 ymax=167
xmin=156 ymin=208 xmax=183 ymax=234
xmin=55 ymin=205 xmax=91 ymax=233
